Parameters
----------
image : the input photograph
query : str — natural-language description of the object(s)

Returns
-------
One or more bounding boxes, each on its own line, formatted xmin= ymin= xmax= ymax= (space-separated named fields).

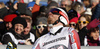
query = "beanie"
xmin=69 ymin=17 xmax=78 ymax=24
xmin=3 ymin=14 xmax=17 ymax=22
xmin=27 ymin=1 xmax=35 ymax=8
xmin=36 ymin=17 xmax=47 ymax=25
xmin=68 ymin=9 xmax=78 ymax=20
xmin=12 ymin=17 xmax=27 ymax=28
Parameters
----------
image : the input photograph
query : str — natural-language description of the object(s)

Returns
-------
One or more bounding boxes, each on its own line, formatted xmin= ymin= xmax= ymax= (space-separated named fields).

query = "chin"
xmin=93 ymin=38 xmax=98 ymax=40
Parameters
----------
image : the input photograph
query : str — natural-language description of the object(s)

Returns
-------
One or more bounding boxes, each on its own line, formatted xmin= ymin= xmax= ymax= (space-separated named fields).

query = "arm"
xmin=69 ymin=29 xmax=80 ymax=49
xmin=31 ymin=0 xmax=41 ymax=25
xmin=91 ymin=3 xmax=100 ymax=21
xmin=1 ymin=34 xmax=14 ymax=44
xmin=78 ymin=27 xmax=88 ymax=46
xmin=32 ymin=38 xmax=41 ymax=49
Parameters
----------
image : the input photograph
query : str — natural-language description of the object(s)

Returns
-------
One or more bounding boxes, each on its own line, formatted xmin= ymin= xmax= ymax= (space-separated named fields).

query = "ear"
xmin=59 ymin=16 xmax=68 ymax=25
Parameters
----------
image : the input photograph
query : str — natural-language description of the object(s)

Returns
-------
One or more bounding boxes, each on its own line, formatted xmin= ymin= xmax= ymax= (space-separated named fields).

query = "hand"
xmin=25 ymin=39 xmax=32 ymax=45
xmin=36 ymin=0 xmax=41 ymax=5
xmin=86 ymin=18 xmax=100 ymax=30
xmin=0 ymin=42 xmax=2 ymax=45
xmin=13 ymin=2 xmax=18 ymax=10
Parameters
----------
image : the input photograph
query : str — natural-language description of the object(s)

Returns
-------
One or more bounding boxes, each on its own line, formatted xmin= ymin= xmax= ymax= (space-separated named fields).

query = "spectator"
xmin=38 ymin=6 xmax=47 ymax=17
xmin=47 ymin=0 xmax=52 ymax=4
xmin=1 ymin=17 xmax=27 ymax=45
xmin=84 ymin=19 xmax=100 ymax=46
xmin=0 ymin=2 xmax=8 ymax=18
xmin=84 ymin=26 xmax=100 ymax=46
xmin=91 ymin=3 xmax=100 ymax=21
xmin=60 ymin=0 xmax=72 ymax=8
xmin=78 ymin=18 xmax=100 ymax=46
xmin=78 ymin=14 xmax=91 ymax=45
xmin=67 ymin=9 xmax=78 ymax=20
xmin=3 ymin=14 xmax=17 ymax=32
xmin=68 ymin=9 xmax=78 ymax=31
xmin=90 ymin=0 xmax=99 ymax=14
xmin=0 ymin=17 xmax=5 ymax=43
xmin=77 ymin=14 xmax=91 ymax=31
xmin=82 ymin=0 xmax=91 ymax=8
xmin=36 ymin=17 xmax=48 ymax=38
xmin=69 ymin=17 xmax=78 ymax=29
xmin=22 ymin=17 xmax=36 ymax=45
xmin=27 ymin=1 xmax=35 ymax=11
xmin=31 ymin=0 xmax=41 ymax=27
xmin=47 ymin=1 xmax=59 ymax=11
xmin=71 ymin=1 xmax=85 ymax=18
xmin=90 ymin=0 xmax=99 ymax=9
xmin=20 ymin=9 xmax=32 ymax=20
xmin=32 ymin=7 xmax=80 ymax=49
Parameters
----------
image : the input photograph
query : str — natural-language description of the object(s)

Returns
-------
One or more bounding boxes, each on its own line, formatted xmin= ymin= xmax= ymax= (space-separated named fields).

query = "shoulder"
xmin=63 ymin=27 xmax=74 ymax=32
xmin=30 ymin=32 xmax=35 ymax=36
xmin=2 ymin=32 xmax=13 ymax=40
xmin=3 ymin=32 xmax=13 ymax=36
xmin=40 ymin=33 xmax=50 ymax=39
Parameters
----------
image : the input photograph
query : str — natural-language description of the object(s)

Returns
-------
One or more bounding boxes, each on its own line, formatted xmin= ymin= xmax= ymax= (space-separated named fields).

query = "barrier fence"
xmin=0 ymin=45 xmax=100 ymax=49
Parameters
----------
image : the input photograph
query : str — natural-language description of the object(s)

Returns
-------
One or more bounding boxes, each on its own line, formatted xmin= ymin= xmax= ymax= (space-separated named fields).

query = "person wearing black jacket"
xmin=1 ymin=17 xmax=27 ymax=45
xmin=78 ymin=18 xmax=100 ymax=46
xmin=22 ymin=17 xmax=36 ymax=45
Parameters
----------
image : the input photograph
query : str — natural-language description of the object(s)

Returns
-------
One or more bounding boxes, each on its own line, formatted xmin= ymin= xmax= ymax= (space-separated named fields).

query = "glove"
xmin=86 ymin=18 xmax=99 ymax=30
xmin=6 ymin=42 xmax=17 ymax=49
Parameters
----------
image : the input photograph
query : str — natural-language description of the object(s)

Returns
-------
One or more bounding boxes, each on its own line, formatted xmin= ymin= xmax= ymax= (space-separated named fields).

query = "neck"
xmin=49 ymin=22 xmax=63 ymax=28
xmin=49 ymin=23 xmax=63 ymax=34
xmin=48 ymin=23 xmax=63 ymax=32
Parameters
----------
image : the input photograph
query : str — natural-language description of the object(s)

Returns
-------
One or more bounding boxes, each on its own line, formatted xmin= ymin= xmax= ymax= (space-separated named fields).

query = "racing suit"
xmin=32 ymin=26 xmax=80 ymax=49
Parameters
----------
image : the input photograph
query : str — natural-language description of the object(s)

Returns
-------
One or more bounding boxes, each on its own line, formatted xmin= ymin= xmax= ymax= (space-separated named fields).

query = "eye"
xmin=78 ymin=21 xmax=81 ymax=23
xmin=37 ymin=26 xmax=41 ymax=29
xmin=83 ymin=21 xmax=86 ymax=24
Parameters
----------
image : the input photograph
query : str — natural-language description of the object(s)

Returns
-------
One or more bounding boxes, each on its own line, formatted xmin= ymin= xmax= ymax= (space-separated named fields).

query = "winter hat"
xmin=3 ymin=14 xmax=17 ymax=22
xmin=36 ymin=17 xmax=47 ymax=25
xmin=69 ymin=17 xmax=78 ymax=24
xmin=12 ymin=17 xmax=27 ymax=28
xmin=68 ymin=9 xmax=78 ymax=20
xmin=84 ymin=8 xmax=92 ymax=15
xmin=27 ymin=1 xmax=35 ymax=8
xmin=13 ymin=1 xmax=18 ymax=5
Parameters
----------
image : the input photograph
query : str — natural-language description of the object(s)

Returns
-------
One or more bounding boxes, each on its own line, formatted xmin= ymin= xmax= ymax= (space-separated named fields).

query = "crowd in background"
xmin=0 ymin=0 xmax=100 ymax=46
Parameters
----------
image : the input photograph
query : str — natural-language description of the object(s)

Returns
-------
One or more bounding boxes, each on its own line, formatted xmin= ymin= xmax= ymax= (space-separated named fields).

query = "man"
xmin=22 ymin=17 xmax=36 ymax=45
xmin=60 ymin=0 xmax=72 ymax=8
xmin=72 ymin=1 xmax=85 ymax=18
xmin=3 ymin=14 xmax=17 ymax=31
xmin=90 ymin=0 xmax=99 ymax=9
xmin=32 ymin=8 xmax=80 ymax=49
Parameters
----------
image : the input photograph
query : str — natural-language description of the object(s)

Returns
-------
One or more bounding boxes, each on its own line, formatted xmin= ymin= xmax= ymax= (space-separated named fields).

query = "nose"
xmin=48 ymin=12 xmax=53 ymax=17
xmin=8 ymin=22 xmax=12 ymax=27
xmin=40 ymin=27 xmax=44 ymax=31
xmin=96 ymin=32 xmax=99 ymax=36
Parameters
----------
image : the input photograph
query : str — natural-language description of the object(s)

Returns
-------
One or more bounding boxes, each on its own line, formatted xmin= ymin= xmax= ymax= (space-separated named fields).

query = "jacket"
xmin=32 ymin=26 xmax=80 ymax=49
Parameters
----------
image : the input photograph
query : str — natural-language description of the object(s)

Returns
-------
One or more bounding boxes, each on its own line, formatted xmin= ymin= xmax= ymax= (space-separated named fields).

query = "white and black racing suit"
xmin=32 ymin=26 xmax=80 ymax=49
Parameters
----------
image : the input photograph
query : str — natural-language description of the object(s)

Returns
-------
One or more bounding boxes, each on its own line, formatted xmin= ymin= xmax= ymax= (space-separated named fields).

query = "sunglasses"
xmin=78 ymin=21 xmax=89 ymax=24
xmin=69 ymin=24 xmax=76 ymax=26
xmin=50 ymin=8 xmax=60 ymax=15
xmin=36 ymin=25 xmax=47 ymax=29
xmin=61 ymin=4 xmax=68 ymax=7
